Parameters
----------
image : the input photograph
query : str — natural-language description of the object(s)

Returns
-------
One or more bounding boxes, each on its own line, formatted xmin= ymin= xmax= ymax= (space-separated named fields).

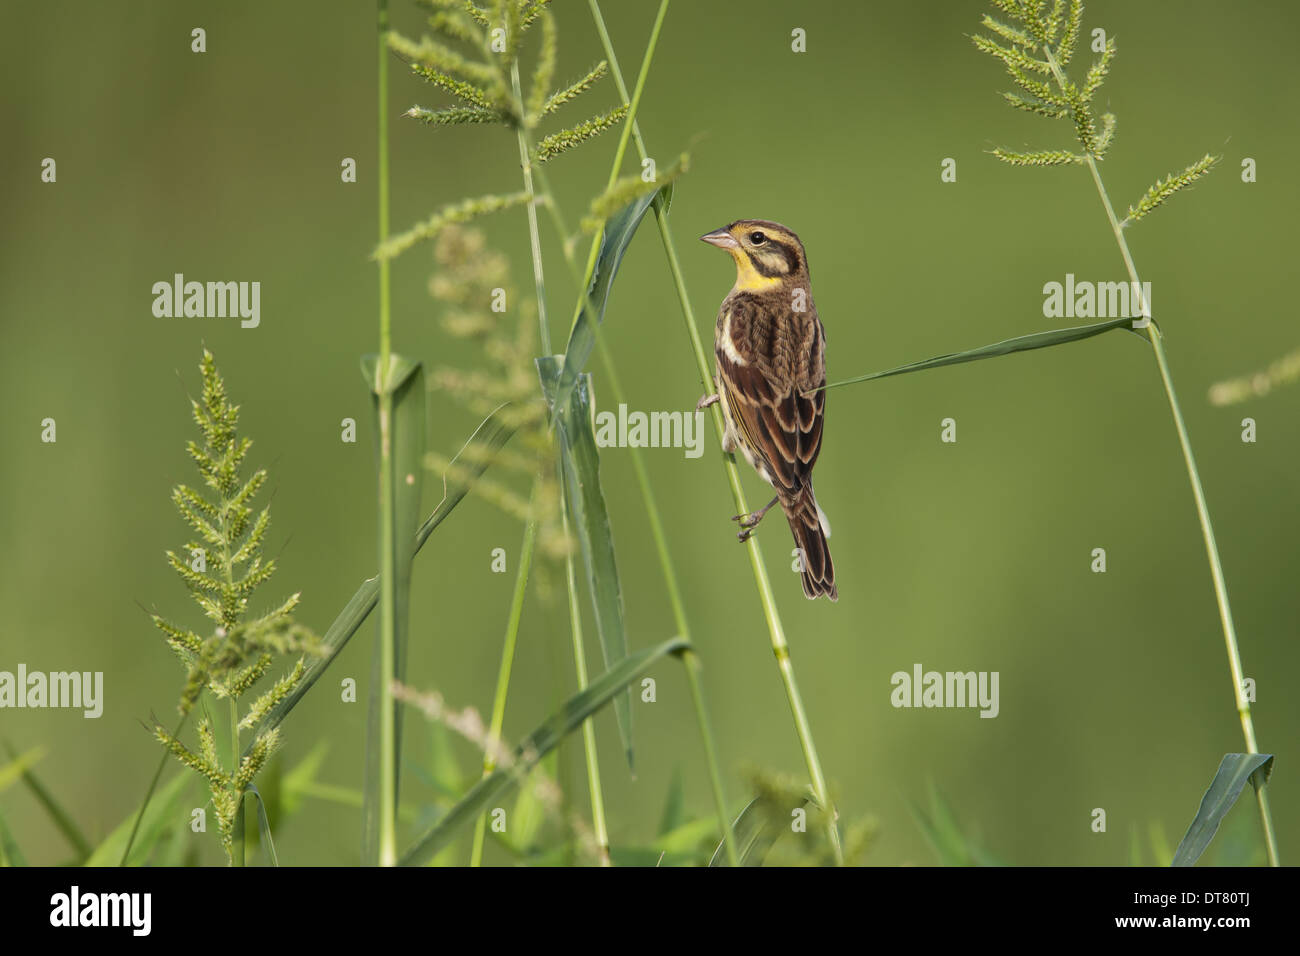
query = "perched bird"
xmin=698 ymin=220 xmax=836 ymax=601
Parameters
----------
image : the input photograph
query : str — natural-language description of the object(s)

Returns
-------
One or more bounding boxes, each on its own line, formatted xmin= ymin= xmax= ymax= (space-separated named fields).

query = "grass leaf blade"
xmin=244 ymin=784 xmax=280 ymax=867
xmin=537 ymin=358 xmax=634 ymax=768
xmin=87 ymin=773 xmax=191 ymax=867
xmin=708 ymin=792 xmax=811 ymax=867
xmin=819 ymin=317 xmax=1138 ymax=392
xmin=0 ymin=805 xmax=26 ymax=866
xmin=360 ymin=353 xmax=427 ymax=863
xmin=399 ymin=637 xmax=690 ymax=866
xmin=0 ymin=746 xmax=44 ymax=793
xmin=555 ymin=185 xmax=667 ymax=406
xmin=1172 ymin=753 xmax=1274 ymax=867
xmin=3 ymin=741 xmax=91 ymax=862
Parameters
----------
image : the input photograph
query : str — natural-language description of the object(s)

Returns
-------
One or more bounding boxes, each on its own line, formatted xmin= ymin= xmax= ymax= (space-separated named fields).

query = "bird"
xmin=697 ymin=219 xmax=836 ymax=601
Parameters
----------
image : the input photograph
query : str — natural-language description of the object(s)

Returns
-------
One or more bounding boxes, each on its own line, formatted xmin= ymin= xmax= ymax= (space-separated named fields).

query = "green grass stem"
xmin=1041 ymin=44 xmax=1278 ymax=866
xmin=588 ymin=0 xmax=842 ymax=864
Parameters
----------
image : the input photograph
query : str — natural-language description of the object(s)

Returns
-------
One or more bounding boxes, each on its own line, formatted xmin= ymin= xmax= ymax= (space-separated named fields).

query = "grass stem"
xmin=470 ymin=490 xmax=539 ymax=866
xmin=375 ymin=0 xmax=398 ymax=867
xmin=228 ymin=696 xmax=244 ymax=866
xmin=592 ymin=337 xmax=737 ymax=864
xmin=119 ymin=712 xmax=188 ymax=866
xmin=1042 ymin=45 xmax=1279 ymax=866
xmin=561 ymin=494 xmax=611 ymax=865
xmin=511 ymin=61 xmax=552 ymax=356
xmin=508 ymin=64 xmax=612 ymax=865
xmin=588 ymin=0 xmax=841 ymax=864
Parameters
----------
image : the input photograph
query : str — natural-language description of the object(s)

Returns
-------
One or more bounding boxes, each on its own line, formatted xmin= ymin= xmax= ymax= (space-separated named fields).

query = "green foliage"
xmin=381 ymin=0 xmax=651 ymax=260
xmin=580 ymin=154 xmax=688 ymax=231
xmin=0 ymin=805 xmax=26 ymax=867
xmin=821 ymin=317 xmax=1138 ymax=392
xmin=397 ymin=636 xmax=691 ymax=866
xmin=1172 ymin=754 xmax=1273 ymax=866
xmin=536 ymin=361 xmax=633 ymax=766
xmin=2 ymin=741 xmax=92 ymax=863
xmin=424 ymin=226 xmax=569 ymax=568
xmin=1124 ymin=154 xmax=1220 ymax=224
xmin=535 ymin=104 xmax=629 ymax=164
xmin=390 ymin=2 xmax=612 ymax=144
xmin=709 ymin=769 xmax=874 ymax=867
xmin=909 ymin=782 xmax=1003 ymax=866
xmin=541 ymin=61 xmax=608 ymax=117
xmin=152 ymin=351 xmax=319 ymax=864
xmin=374 ymin=191 xmax=530 ymax=262
xmin=86 ymin=772 xmax=192 ymax=867
xmin=992 ymin=147 xmax=1082 ymax=167
xmin=976 ymin=0 xmax=1218 ymax=205
xmin=975 ymin=3 xmax=1277 ymax=866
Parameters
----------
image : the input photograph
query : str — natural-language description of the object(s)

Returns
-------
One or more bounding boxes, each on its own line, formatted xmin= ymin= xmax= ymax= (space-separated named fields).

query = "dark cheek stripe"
xmin=749 ymin=243 xmax=799 ymax=278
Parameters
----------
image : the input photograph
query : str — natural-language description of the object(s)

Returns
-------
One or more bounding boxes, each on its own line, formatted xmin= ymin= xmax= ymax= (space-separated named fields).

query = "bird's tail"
xmin=784 ymin=484 xmax=837 ymax=601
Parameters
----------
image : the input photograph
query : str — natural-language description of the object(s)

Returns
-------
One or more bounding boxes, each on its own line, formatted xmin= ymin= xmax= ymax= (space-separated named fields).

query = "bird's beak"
xmin=700 ymin=228 xmax=739 ymax=251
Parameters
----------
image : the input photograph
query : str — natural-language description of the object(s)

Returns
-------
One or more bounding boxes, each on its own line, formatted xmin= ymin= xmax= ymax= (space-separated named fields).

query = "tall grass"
xmin=972 ymin=0 xmax=1278 ymax=865
xmin=376 ymin=0 xmax=739 ymax=866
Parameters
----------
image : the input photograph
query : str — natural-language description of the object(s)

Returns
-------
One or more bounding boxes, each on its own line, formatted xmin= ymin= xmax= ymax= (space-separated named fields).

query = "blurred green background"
xmin=2 ymin=0 xmax=1296 ymax=865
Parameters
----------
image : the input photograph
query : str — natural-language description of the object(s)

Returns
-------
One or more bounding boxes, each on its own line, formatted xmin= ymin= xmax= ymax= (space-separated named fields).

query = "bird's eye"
xmin=748 ymin=231 xmax=767 ymax=244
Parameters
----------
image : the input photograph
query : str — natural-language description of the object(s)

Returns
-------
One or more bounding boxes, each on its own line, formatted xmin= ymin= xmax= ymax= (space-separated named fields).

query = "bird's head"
xmin=700 ymin=219 xmax=807 ymax=292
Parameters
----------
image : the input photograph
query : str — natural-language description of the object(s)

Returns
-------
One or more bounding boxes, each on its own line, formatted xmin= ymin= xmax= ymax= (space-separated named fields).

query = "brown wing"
xmin=716 ymin=295 xmax=826 ymax=498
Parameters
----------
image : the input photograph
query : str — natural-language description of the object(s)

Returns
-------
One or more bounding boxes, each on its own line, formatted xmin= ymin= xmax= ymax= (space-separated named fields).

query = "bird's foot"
xmin=731 ymin=496 xmax=780 ymax=542
xmin=696 ymin=393 xmax=719 ymax=411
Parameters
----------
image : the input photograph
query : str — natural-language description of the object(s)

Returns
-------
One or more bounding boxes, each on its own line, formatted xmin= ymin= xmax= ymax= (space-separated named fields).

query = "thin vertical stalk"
xmin=511 ymin=62 xmax=551 ymax=356
xmin=562 ymin=496 xmax=612 ymax=865
xmin=682 ymin=650 xmax=737 ymax=866
xmin=588 ymin=0 xmax=842 ymax=863
xmin=119 ymin=712 xmax=189 ymax=866
xmin=565 ymin=0 xmax=670 ymax=337
xmin=1042 ymin=46 xmax=1278 ymax=866
xmin=375 ymin=0 xmax=398 ymax=867
xmin=471 ymin=490 xmax=540 ymax=866
xmin=228 ymin=697 xmax=244 ymax=866
xmin=510 ymin=3 xmax=736 ymax=863
xmin=593 ymin=337 xmax=737 ymax=865
xmin=508 ymin=62 xmax=612 ymax=864
xmin=217 ymin=456 xmax=245 ymax=866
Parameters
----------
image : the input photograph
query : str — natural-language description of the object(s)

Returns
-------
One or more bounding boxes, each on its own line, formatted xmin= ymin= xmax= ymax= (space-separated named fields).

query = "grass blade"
xmin=1172 ymin=753 xmax=1274 ymax=867
xmin=88 ymin=773 xmax=191 ymax=867
xmin=244 ymin=784 xmax=280 ymax=866
xmin=908 ymin=782 xmax=1004 ymax=866
xmin=361 ymin=353 xmax=427 ymax=865
xmin=708 ymin=792 xmax=810 ymax=867
xmin=399 ymin=636 xmax=690 ymax=866
xmin=279 ymin=741 xmax=330 ymax=817
xmin=0 ymin=746 xmax=44 ymax=793
xmin=2 ymin=741 xmax=91 ymax=862
xmin=0 ymin=805 xmax=26 ymax=866
xmin=554 ymin=186 xmax=667 ymax=407
xmin=657 ymin=768 xmax=686 ymax=837
xmin=243 ymin=404 xmax=518 ymax=753
xmin=818 ymin=316 xmax=1139 ymax=392
xmin=537 ymin=358 xmax=633 ymax=769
